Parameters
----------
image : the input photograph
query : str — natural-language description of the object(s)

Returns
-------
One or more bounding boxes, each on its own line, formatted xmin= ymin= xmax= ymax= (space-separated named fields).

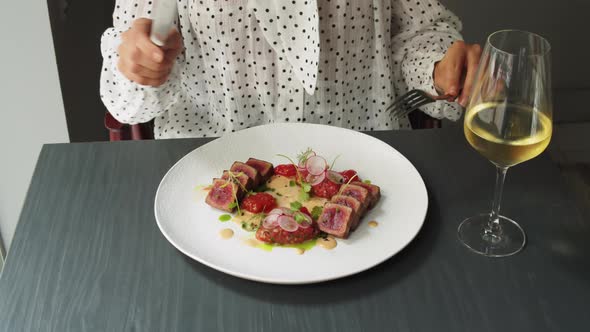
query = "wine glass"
xmin=458 ymin=30 xmax=552 ymax=257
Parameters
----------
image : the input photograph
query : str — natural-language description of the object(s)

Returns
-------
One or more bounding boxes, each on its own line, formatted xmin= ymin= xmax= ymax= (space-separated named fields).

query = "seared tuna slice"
xmin=245 ymin=158 xmax=274 ymax=184
xmin=205 ymin=178 xmax=240 ymax=212
xmin=317 ymin=203 xmax=354 ymax=239
xmin=230 ymin=161 xmax=261 ymax=188
xmin=339 ymin=184 xmax=370 ymax=212
xmin=221 ymin=170 xmax=253 ymax=196
xmin=331 ymin=195 xmax=363 ymax=231
xmin=351 ymin=181 xmax=381 ymax=209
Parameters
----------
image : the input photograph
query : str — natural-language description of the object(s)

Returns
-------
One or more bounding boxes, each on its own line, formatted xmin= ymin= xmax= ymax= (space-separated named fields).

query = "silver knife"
xmin=150 ymin=0 xmax=178 ymax=47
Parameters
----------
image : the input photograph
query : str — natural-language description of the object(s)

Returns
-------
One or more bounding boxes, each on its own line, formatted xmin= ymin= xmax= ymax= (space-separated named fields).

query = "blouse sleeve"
xmin=390 ymin=0 xmax=464 ymax=121
xmin=99 ymin=0 xmax=183 ymax=125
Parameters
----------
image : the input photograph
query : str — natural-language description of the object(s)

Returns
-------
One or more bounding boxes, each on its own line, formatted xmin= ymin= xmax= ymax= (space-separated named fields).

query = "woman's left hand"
xmin=434 ymin=41 xmax=483 ymax=107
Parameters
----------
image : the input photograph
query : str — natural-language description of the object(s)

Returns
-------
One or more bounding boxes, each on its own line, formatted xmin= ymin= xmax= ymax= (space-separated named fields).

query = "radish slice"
xmin=327 ymin=170 xmax=345 ymax=184
xmin=262 ymin=214 xmax=280 ymax=228
xmin=268 ymin=208 xmax=284 ymax=216
xmin=279 ymin=207 xmax=294 ymax=216
xmin=306 ymin=172 xmax=326 ymax=186
xmin=278 ymin=215 xmax=298 ymax=232
xmin=306 ymin=156 xmax=327 ymax=176
xmin=298 ymin=151 xmax=316 ymax=168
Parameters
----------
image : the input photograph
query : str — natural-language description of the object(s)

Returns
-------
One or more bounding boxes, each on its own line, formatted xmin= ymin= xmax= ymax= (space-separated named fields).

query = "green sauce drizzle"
xmin=218 ymin=214 xmax=232 ymax=222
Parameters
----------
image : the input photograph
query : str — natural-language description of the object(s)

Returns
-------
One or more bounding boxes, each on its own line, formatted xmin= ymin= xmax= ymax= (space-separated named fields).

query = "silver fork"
xmin=387 ymin=89 xmax=454 ymax=119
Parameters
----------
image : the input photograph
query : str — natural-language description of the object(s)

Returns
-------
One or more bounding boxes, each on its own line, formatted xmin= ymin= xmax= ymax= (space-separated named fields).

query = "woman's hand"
xmin=434 ymin=41 xmax=483 ymax=107
xmin=117 ymin=18 xmax=183 ymax=87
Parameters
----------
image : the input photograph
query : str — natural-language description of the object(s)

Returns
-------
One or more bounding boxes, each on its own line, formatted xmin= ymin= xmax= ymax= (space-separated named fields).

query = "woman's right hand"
xmin=117 ymin=18 xmax=183 ymax=87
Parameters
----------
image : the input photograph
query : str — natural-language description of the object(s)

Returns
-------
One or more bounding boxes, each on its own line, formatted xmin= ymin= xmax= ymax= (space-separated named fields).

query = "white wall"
xmin=0 ymin=0 xmax=69 ymax=253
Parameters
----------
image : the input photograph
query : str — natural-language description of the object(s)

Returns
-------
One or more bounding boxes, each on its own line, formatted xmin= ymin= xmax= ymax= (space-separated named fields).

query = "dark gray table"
xmin=1 ymin=127 xmax=589 ymax=332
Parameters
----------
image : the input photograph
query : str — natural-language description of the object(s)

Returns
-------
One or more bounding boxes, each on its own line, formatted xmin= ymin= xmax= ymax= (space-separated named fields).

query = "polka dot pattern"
xmin=100 ymin=0 xmax=463 ymax=138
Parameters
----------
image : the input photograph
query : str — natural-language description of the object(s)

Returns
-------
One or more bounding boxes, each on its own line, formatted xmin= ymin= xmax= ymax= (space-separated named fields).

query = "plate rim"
xmin=154 ymin=123 xmax=428 ymax=284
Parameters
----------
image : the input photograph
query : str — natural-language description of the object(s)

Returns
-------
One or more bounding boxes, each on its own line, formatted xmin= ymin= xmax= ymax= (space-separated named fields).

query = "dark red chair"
xmin=104 ymin=113 xmax=154 ymax=141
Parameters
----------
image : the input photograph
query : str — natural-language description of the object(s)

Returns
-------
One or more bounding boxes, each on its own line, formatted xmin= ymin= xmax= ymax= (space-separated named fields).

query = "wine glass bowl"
xmin=458 ymin=30 xmax=553 ymax=257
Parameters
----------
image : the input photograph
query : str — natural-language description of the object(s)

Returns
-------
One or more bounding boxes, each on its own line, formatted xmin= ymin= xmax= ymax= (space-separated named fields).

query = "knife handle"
xmin=150 ymin=0 xmax=178 ymax=47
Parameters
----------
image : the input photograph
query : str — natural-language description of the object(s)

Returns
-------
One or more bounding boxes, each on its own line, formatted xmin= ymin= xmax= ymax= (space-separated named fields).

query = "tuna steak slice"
xmin=339 ymin=184 xmax=370 ymax=212
xmin=317 ymin=203 xmax=354 ymax=239
xmin=351 ymin=181 xmax=381 ymax=209
xmin=221 ymin=170 xmax=253 ymax=196
xmin=205 ymin=178 xmax=240 ymax=212
xmin=331 ymin=195 xmax=363 ymax=231
xmin=245 ymin=158 xmax=274 ymax=184
xmin=230 ymin=161 xmax=261 ymax=188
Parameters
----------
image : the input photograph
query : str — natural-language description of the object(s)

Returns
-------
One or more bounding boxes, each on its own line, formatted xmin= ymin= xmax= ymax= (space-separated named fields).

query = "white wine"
xmin=464 ymin=102 xmax=552 ymax=167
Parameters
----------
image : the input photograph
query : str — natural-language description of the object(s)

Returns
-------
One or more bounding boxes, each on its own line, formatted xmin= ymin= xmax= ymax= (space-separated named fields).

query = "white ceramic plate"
xmin=155 ymin=123 xmax=428 ymax=284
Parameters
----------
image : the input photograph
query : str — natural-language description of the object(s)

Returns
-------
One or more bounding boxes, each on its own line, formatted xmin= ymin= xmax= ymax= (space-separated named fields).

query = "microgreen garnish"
xmin=299 ymin=190 xmax=310 ymax=202
xmin=277 ymin=153 xmax=305 ymax=182
xmin=301 ymin=182 xmax=311 ymax=193
xmin=277 ymin=153 xmax=298 ymax=166
xmin=337 ymin=172 xmax=360 ymax=196
xmin=296 ymin=147 xmax=314 ymax=165
xmin=241 ymin=222 xmax=259 ymax=232
xmin=363 ymin=179 xmax=371 ymax=184
xmin=289 ymin=180 xmax=296 ymax=187
xmin=294 ymin=212 xmax=307 ymax=224
xmin=311 ymin=206 xmax=323 ymax=220
xmin=278 ymin=152 xmax=313 ymax=201
xmin=329 ymin=154 xmax=341 ymax=170
xmin=220 ymin=171 xmax=248 ymax=215
xmin=221 ymin=172 xmax=247 ymax=192
xmin=290 ymin=201 xmax=303 ymax=210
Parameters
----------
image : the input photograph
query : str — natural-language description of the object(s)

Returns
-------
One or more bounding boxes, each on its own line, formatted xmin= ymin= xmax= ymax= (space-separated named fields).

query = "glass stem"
xmin=486 ymin=166 xmax=508 ymax=238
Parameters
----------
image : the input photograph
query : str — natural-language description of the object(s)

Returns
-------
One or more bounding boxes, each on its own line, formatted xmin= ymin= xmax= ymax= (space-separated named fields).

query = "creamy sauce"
xmin=266 ymin=175 xmax=327 ymax=211
xmin=217 ymin=175 xmax=330 ymax=251
xmin=317 ymin=236 xmax=337 ymax=250
xmin=233 ymin=212 xmax=263 ymax=229
xmin=219 ymin=228 xmax=234 ymax=239
xmin=368 ymin=221 xmax=379 ymax=228
xmin=233 ymin=175 xmax=326 ymax=229
xmin=245 ymin=238 xmax=260 ymax=247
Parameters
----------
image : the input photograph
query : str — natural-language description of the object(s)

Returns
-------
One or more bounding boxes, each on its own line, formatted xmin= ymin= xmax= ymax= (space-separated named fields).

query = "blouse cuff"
xmin=419 ymin=51 xmax=463 ymax=121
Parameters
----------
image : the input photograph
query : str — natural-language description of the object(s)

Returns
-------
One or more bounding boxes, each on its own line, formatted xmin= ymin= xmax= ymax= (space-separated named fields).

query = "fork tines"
xmin=388 ymin=89 xmax=435 ymax=119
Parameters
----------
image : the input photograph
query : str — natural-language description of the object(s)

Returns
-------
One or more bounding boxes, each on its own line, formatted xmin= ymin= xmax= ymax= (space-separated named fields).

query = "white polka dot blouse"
xmin=100 ymin=0 xmax=464 ymax=139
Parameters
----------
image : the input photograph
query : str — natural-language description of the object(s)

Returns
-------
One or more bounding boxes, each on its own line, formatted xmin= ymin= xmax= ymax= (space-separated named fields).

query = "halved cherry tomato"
xmin=241 ymin=193 xmax=277 ymax=213
xmin=311 ymin=178 xmax=341 ymax=199
xmin=340 ymin=169 xmax=361 ymax=183
xmin=274 ymin=164 xmax=297 ymax=177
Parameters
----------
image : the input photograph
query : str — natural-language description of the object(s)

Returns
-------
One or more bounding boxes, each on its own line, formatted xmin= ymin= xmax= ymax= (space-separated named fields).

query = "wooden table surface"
xmin=0 ymin=125 xmax=588 ymax=332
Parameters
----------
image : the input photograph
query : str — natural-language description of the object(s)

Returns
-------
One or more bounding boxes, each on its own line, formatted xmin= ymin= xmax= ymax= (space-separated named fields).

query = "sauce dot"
xmin=318 ymin=236 xmax=337 ymax=250
xmin=368 ymin=221 xmax=378 ymax=228
xmin=219 ymin=228 xmax=234 ymax=239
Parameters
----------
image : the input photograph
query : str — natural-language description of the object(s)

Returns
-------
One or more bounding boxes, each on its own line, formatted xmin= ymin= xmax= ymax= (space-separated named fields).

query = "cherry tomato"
xmin=340 ymin=169 xmax=361 ymax=183
xmin=241 ymin=193 xmax=277 ymax=213
xmin=311 ymin=178 xmax=341 ymax=199
xmin=274 ymin=164 xmax=297 ymax=177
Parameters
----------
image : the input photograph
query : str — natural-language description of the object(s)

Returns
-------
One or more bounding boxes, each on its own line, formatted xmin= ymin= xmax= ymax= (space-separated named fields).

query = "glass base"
xmin=458 ymin=213 xmax=526 ymax=257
